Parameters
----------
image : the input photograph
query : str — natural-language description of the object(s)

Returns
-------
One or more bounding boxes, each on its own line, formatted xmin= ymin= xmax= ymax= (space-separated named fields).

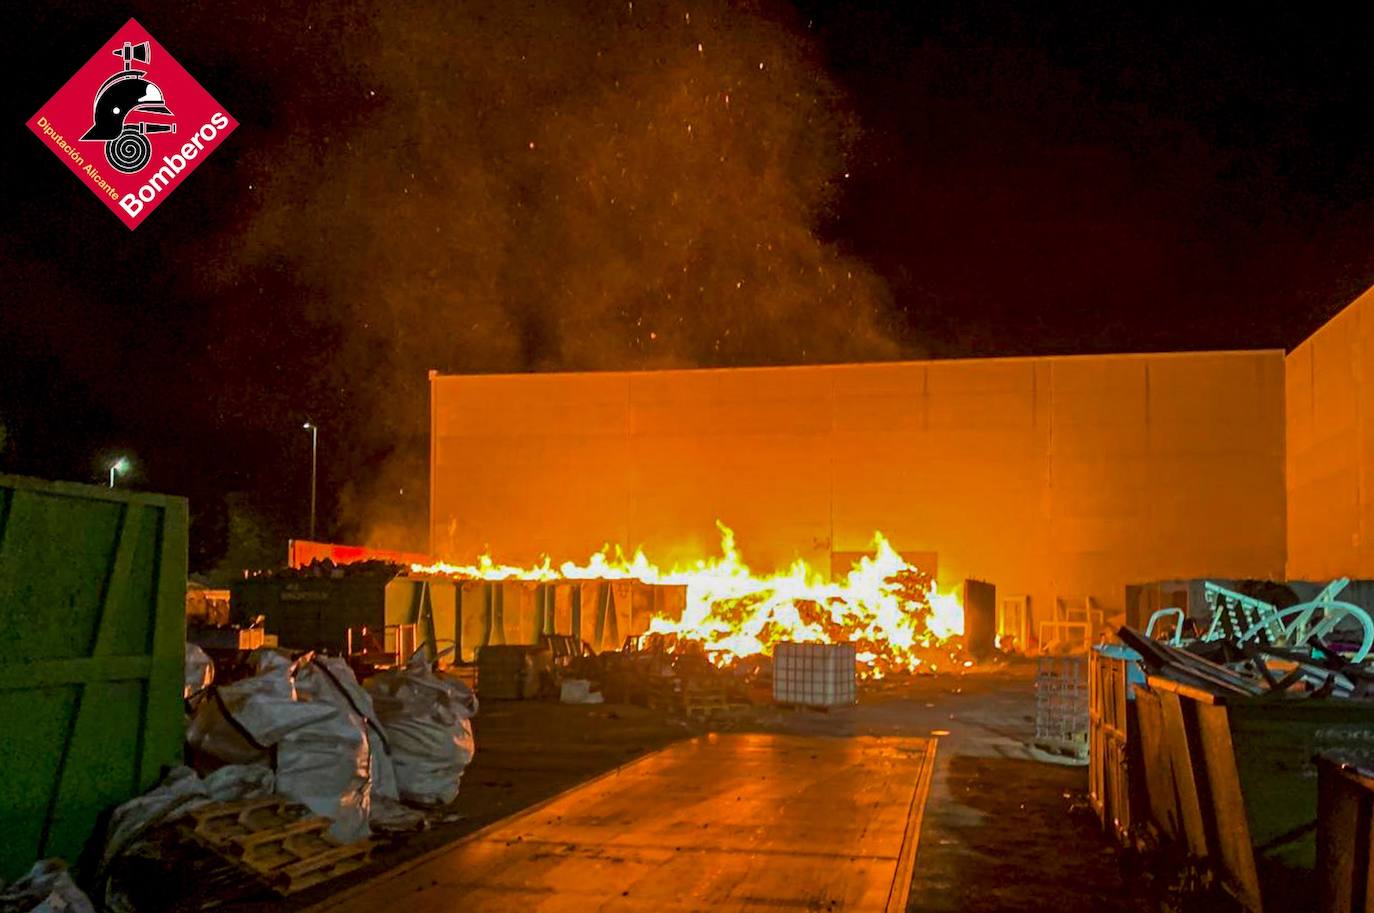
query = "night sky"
xmin=5 ymin=1 xmax=1374 ymax=571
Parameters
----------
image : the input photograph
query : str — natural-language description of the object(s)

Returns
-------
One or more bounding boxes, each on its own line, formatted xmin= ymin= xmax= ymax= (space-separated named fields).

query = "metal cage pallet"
xmin=1034 ymin=655 xmax=1090 ymax=761
xmin=772 ymin=642 xmax=857 ymax=708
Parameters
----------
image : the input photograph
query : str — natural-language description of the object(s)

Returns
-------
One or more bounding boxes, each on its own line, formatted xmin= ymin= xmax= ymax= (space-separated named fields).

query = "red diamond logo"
xmin=26 ymin=18 xmax=237 ymax=229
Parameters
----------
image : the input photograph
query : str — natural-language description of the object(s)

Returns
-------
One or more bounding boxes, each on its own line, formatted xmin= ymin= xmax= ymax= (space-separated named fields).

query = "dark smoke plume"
xmin=214 ymin=0 xmax=904 ymax=548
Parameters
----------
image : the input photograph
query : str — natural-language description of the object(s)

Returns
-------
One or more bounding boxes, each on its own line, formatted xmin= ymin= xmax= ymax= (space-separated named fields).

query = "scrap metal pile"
xmin=592 ymin=633 xmax=765 ymax=717
xmin=1121 ymin=578 xmax=1374 ymax=698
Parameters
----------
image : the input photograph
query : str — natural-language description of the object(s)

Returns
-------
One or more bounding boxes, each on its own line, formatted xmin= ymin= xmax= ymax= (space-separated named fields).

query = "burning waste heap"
xmin=416 ymin=521 xmax=969 ymax=679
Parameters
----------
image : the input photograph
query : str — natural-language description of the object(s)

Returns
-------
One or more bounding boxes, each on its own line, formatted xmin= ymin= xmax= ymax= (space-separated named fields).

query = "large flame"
xmin=414 ymin=521 xmax=965 ymax=675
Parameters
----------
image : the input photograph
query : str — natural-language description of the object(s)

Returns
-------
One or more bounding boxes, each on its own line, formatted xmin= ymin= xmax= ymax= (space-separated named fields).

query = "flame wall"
xmin=430 ymin=351 xmax=1286 ymax=630
xmin=1287 ymin=285 xmax=1374 ymax=579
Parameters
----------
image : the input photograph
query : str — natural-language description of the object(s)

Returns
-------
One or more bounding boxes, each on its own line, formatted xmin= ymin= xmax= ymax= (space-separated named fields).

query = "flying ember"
xmin=413 ymin=522 xmax=966 ymax=676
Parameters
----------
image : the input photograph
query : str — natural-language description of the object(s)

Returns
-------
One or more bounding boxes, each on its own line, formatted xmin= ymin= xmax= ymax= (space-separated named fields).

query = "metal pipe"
xmin=302 ymin=422 xmax=318 ymax=539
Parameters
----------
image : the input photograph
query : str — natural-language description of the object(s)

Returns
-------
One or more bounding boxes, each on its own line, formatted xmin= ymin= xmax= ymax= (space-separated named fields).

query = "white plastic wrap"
xmin=186 ymin=650 xmax=335 ymax=764
xmin=365 ymin=659 xmax=478 ymax=806
xmin=185 ymin=650 xmax=389 ymax=842
xmin=272 ymin=709 xmax=372 ymax=842
xmin=0 ymin=860 xmax=96 ymax=913
xmin=183 ymin=642 xmax=214 ymax=701
xmin=100 ymin=764 xmax=275 ymax=867
xmin=292 ymin=656 xmax=399 ymax=800
xmin=97 ymin=764 xmax=274 ymax=909
xmin=97 ymin=764 xmax=276 ymax=891
xmin=100 ymin=767 xmax=208 ymax=872
xmin=202 ymin=763 xmax=276 ymax=801
xmin=559 ymin=679 xmax=604 ymax=704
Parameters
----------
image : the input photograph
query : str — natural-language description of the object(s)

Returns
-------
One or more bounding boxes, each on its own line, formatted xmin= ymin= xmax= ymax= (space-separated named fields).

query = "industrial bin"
xmin=630 ymin=581 xmax=687 ymax=639
xmin=509 ymin=579 xmax=683 ymax=658
xmin=1316 ymin=752 xmax=1374 ymax=913
xmin=475 ymin=644 xmax=543 ymax=699
xmin=1142 ymin=676 xmax=1374 ymax=913
xmin=233 ymin=571 xmax=458 ymax=661
xmin=1132 ymin=684 xmax=1182 ymax=845
xmin=0 ymin=474 xmax=187 ymax=880
xmin=456 ymin=579 xmax=543 ymax=661
xmin=772 ymin=642 xmax=856 ymax=707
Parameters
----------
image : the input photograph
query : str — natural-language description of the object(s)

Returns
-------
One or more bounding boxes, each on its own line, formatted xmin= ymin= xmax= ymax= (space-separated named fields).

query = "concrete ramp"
xmin=318 ymin=733 xmax=936 ymax=913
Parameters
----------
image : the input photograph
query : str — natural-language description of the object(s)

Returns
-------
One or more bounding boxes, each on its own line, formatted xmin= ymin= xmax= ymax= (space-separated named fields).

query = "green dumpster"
xmin=232 ymin=571 xmax=459 ymax=661
xmin=1315 ymin=752 xmax=1374 ymax=913
xmin=0 ymin=474 xmax=187 ymax=880
xmin=1145 ymin=675 xmax=1374 ymax=913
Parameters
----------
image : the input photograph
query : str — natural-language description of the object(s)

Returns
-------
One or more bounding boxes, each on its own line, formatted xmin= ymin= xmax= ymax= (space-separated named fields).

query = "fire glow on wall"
xmin=428 ymin=350 xmax=1287 ymax=638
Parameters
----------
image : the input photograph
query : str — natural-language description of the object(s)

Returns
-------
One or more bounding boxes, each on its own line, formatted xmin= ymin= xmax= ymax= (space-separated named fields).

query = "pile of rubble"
xmin=492 ymin=622 xmax=979 ymax=723
xmin=1119 ymin=625 xmax=1374 ymax=699
xmin=248 ymin=557 xmax=407 ymax=580
xmin=1122 ymin=577 xmax=1374 ymax=698
xmin=471 ymin=632 xmax=765 ymax=718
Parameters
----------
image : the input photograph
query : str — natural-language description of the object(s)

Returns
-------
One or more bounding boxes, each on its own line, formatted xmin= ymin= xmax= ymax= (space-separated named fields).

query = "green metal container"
xmin=1145 ymin=675 xmax=1374 ymax=913
xmin=0 ymin=474 xmax=187 ymax=880
xmin=1315 ymin=752 xmax=1374 ymax=913
xmin=454 ymin=580 xmax=542 ymax=661
xmin=232 ymin=572 xmax=459 ymax=660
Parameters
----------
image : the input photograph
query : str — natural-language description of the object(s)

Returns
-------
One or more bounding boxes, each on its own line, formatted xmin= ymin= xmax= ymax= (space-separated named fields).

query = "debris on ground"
xmin=182 ymin=797 xmax=375 ymax=896
xmin=87 ymin=645 xmax=481 ymax=910
xmin=558 ymin=678 xmax=603 ymax=704
xmin=0 ymin=860 xmax=96 ymax=913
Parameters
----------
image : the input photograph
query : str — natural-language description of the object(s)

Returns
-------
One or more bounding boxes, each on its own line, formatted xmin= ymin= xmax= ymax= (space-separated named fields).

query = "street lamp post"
xmin=302 ymin=422 xmax=318 ymax=540
xmin=108 ymin=456 xmax=129 ymax=489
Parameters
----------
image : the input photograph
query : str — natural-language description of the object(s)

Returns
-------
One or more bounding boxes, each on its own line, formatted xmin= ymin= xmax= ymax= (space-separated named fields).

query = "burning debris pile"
xmin=415 ymin=522 xmax=968 ymax=678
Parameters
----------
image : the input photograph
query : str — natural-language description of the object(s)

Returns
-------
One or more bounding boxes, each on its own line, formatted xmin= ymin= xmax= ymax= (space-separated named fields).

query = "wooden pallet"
xmin=681 ymin=684 xmax=731 ymax=718
xmin=644 ymin=676 xmax=678 ymax=713
xmin=184 ymin=798 xmax=374 ymax=895
xmin=774 ymin=701 xmax=850 ymax=713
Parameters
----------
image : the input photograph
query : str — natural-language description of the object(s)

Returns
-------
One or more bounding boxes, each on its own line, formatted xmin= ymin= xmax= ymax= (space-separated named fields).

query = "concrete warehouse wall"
xmin=430 ymin=350 xmax=1287 ymax=634
xmin=1287 ymin=285 xmax=1374 ymax=580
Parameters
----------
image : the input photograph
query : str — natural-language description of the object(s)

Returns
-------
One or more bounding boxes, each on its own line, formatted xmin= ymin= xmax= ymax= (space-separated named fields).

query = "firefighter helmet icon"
xmin=80 ymin=40 xmax=176 ymax=173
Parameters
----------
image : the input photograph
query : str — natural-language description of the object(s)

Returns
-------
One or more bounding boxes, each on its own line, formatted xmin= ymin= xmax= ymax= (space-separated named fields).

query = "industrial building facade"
xmin=427 ymin=284 xmax=1374 ymax=638
xmin=1286 ymin=284 xmax=1374 ymax=581
xmin=431 ymin=352 xmax=1297 ymax=634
